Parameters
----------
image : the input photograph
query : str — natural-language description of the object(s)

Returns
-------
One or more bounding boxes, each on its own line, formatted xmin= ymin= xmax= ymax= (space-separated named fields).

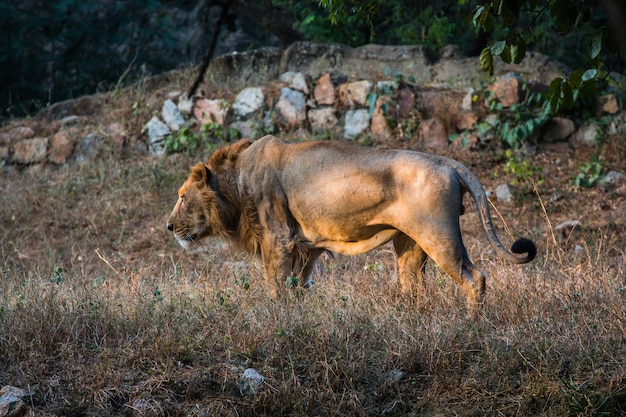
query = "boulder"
xmin=275 ymin=88 xmax=306 ymax=127
xmin=496 ymin=183 xmax=515 ymax=203
xmin=596 ymin=94 xmax=619 ymax=115
xmin=344 ymin=109 xmax=370 ymax=139
xmin=488 ymin=75 xmax=522 ymax=107
xmin=338 ymin=80 xmax=372 ymax=108
xmin=194 ymin=99 xmax=228 ymax=125
xmin=397 ymin=87 xmax=415 ymax=119
xmin=542 ymin=117 xmax=576 ymax=143
xmin=371 ymin=97 xmax=392 ymax=140
xmin=0 ymin=386 xmax=29 ymax=417
xmin=71 ymin=132 xmax=102 ymax=164
xmin=12 ymin=138 xmax=48 ymax=164
xmin=280 ymin=71 xmax=309 ymax=94
xmin=313 ymin=72 xmax=335 ymax=106
xmin=48 ymin=131 xmax=75 ymax=165
xmin=418 ymin=118 xmax=448 ymax=149
xmin=308 ymin=107 xmax=338 ymax=132
xmin=239 ymin=368 xmax=265 ymax=396
xmin=0 ymin=127 xmax=35 ymax=145
xmin=570 ymin=124 xmax=600 ymax=147
xmin=161 ymin=99 xmax=186 ymax=131
xmin=145 ymin=117 xmax=170 ymax=156
xmin=232 ymin=87 xmax=265 ymax=119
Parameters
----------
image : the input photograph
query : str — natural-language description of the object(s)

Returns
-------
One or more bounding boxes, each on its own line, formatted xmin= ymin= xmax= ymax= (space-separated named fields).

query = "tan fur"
xmin=167 ymin=135 xmax=536 ymax=317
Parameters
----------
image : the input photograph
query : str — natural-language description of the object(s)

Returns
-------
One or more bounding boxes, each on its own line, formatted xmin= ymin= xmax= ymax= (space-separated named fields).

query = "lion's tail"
xmin=454 ymin=163 xmax=537 ymax=264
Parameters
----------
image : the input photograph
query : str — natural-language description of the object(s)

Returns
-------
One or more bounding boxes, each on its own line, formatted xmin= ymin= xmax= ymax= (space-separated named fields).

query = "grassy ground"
xmin=1 ymin=83 xmax=625 ymax=416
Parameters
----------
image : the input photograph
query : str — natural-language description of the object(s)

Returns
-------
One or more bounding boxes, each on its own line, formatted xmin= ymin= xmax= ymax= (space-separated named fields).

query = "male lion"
xmin=167 ymin=135 xmax=536 ymax=317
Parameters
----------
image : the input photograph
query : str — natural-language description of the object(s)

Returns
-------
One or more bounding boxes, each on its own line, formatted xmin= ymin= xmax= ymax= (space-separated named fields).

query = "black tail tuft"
xmin=511 ymin=238 xmax=537 ymax=262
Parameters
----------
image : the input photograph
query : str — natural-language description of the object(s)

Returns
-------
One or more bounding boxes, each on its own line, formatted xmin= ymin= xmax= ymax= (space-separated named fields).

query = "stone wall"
xmin=1 ymin=42 xmax=625 ymax=170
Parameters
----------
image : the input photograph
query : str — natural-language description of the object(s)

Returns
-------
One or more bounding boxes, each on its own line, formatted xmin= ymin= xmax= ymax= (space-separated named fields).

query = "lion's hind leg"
xmin=418 ymin=236 xmax=485 ymax=318
xmin=393 ymin=233 xmax=428 ymax=297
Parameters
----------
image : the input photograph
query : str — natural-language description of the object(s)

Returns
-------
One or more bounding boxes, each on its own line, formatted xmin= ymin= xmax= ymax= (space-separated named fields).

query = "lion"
xmin=167 ymin=135 xmax=536 ymax=317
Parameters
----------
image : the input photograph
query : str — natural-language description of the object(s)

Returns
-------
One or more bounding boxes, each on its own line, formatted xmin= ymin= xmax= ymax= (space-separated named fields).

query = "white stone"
xmin=280 ymin=72 xmax=309 ymax=94
xmin=275 ymin=88 xmax=306 ymax=126
xmin=495 ymin=183 xmax=514 ymax=203
xmin=162 ymin=99 xmax=186 ymax=131
xmin=145 ymin=117 xmax=170 ymax=156
xmin=177 ymin=94 xmax=193 ymax=115
xmin=344 ymin=109 xmax=370 ymax=139
xmin=239 ymin=368 xmax=265 ymax=396
xmin=232 ymin=87 xmax=265 ymax=119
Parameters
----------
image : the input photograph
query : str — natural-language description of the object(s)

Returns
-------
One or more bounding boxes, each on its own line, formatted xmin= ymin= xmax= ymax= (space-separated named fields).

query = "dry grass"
xmin=1 ymin=145 xmax=625 ymax=416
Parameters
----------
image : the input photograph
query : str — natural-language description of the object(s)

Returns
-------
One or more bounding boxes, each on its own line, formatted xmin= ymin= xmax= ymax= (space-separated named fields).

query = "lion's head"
xmin=166 ymin=162 xmax=224 ymax=249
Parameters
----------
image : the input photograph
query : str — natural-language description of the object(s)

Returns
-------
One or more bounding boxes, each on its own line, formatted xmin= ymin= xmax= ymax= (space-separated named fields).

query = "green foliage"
xmin=503 ymin=150 xmax=544 ymax=186
xmin=470 ymin=1 xmax=620 ymax=112
xmin=164 ymin=123 xmax=240 ymax=156
xmin=452 ymin=84 xmax=549 ymax=149
xmin=488 ymin=87 xmax=550 ymax=149
xmin=315 ymin=0 xmax=621 ymax=113
xmin=164 ymin=127 xmax=203 ymax=155
xmin=572 ymin=158 xmax=604 ymax=188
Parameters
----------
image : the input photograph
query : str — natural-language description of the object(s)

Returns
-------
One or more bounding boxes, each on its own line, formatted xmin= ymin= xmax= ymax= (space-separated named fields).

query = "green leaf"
xmin=560 ymin=80 xmax=574 ymax=109
xmin=500 ymin=44 xmax=512 ymax=64
xmin=590 ymin=33 xmax=602 ymax=59
xmin=472 ymin=6 xmax=486 ymax=28
xmin=480 ymin=47 xmax=494 ymax=76
xmin=482 ymin=13 xmax=495 ymax=32
xmin=581 ymin=69 xmax=597 ymax=82
xmin=569 ymin=68 xmax=585 ymax=89
xmin=490 ymin=40 xmax=506 ymax=56
xmin=548 ymin=77 xmax=564 ymax=95
xmin=511 ymin=38 xmax=526 ymax=64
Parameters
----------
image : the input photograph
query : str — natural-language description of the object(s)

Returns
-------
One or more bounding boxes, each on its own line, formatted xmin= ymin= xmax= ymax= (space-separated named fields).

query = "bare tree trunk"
xmin=186 ymin=1 xmax=231 ymax=98
xmin=601 ymin=0 xmax=626 ymax=62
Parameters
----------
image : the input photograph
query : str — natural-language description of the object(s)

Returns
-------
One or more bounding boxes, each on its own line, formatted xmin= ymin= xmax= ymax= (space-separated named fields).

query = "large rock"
xmin=308 ymin=107 xmax=338 ymax=132
xmin=313 ymin=73 xmax=335 ymax=106
xmin=205 ymin=47 xmax=282 ymax=89
xmin=48 ymin=131 xmax=75 ymax=165
xmin=489 ymin=75 xmax=522 ymax=107
xmin=280 ymin=42 xmax=434 ymax=84
xmin=596 ymin=94 xmax=619 ymax=115
xmin=194 ymin=99 xmax=228 ymax=125
xmin=371 ymin=97 xmax=392 ymax=140
xmin=280 ymin=71 xmax=309 ymax=94
xmin=275 ymin=88 xmax=306 ymax=127
xmin=542 ymin=117 xmax=576 ymax=143
xmin=570 ymin=124 xmax=601 ymax=147
xmin=338 ymin=80 xmax=372 ymax=108
xmin=344 ymin=109 xmax=370 ymax=139
xmin=239 ymin=368 xmax=265 ymax=396
xmin=12 ymin=138 xmax=48 ymax=164
xmin=232 ymin=87 xmax=265 ymax=119
xmin=0 ymin=386 xmax=28 ymax=417
xmin=0 ymin=127 xmax=35 ymax=145
xmin=161 ymin=99 xmax=186 ymax=131
xmin=418 ymin=118 xmax=448 ymax=149
xmin=71 ymin=132 xmax=102 ymax=164
xmin=145 ymin=117 xmax=170 ymax=156
xmin=397 ymin=87 xmax=415 ymax=119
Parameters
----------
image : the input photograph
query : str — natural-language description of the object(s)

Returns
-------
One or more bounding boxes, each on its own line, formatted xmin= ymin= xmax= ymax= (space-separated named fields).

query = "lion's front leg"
xmin=260 ymin=240 xmax=292 ymax=299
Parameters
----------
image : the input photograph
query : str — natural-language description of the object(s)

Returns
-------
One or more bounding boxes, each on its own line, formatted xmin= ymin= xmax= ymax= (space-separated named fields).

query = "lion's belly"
xmin=299 ymin=226 xmax=399 ymax=255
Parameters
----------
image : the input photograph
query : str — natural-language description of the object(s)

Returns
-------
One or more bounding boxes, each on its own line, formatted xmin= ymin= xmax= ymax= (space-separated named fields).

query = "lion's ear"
xmin=190 ymin=163 xmax=218 ymax=191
